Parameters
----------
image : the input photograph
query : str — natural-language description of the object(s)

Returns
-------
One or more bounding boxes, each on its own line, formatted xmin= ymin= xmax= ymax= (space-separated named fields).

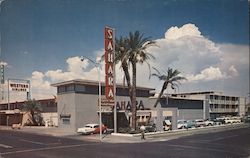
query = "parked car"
xmin=77 ymin=124 xmax=107 ymax=135
xmin=163 ymin=120 xmax=172 ymax=131
xmin=204 ymin=119 xmax=214 ymax=126
xmin=144 ymin=123 xmax=157 ymax=133
xmin=195 ymin=119 xmax=205 ymax=127
xmin=177 ymin=120 xmax=188 ymax=129
xmin=231 ymin=116 xmax=242 ymax=123
xmin=186 ymin=120 xmax=196 ymax=128
xmin=224 ymin=117 xmax=242 ymax=124
xmin=243 ymin=115 xmax=250 ymax=123
xmin=214 ymin=117 xmax=225 ymax=125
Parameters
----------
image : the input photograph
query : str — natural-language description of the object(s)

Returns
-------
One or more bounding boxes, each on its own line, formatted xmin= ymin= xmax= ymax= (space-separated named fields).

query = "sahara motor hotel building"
xmin=51 ymin=79 xmax=246 ymax=132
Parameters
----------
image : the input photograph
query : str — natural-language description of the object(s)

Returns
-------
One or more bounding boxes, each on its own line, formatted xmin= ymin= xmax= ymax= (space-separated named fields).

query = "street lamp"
xmin=80 ymin=56 xmax=102 ymax=141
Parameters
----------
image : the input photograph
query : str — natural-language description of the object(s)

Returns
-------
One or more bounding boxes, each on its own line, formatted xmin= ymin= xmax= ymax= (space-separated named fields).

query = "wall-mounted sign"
xmin=104 ymin=27 xmax=115 ymax=102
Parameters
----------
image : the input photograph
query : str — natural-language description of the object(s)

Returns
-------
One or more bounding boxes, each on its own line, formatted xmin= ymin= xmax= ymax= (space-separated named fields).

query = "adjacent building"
xmin=170 ymin=91 xmax=246 ymax=119
xmin=0 ymin=98 xmax=58 ymax=126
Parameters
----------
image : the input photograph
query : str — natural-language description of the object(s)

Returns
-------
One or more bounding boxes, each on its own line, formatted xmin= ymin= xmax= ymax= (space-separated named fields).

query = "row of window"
xmin=57 ymin=84 xmax=150 ymax=97
xmin=210 ymin=105 xmax=238 ymax=109
xmin=209 ymin=95 xmax=239 ymax=101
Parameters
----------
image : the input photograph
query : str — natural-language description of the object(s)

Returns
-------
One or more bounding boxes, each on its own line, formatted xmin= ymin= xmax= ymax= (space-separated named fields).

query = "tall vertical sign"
xmin=104 ymin=26 xmax=117 ymax=133
xmin=0 ymin=64 xmax=4 ymax=100
xmin=0 ymin=64 xmax=4 ymax=84
xmin=104 ymin=27 xmax=115 ymax=102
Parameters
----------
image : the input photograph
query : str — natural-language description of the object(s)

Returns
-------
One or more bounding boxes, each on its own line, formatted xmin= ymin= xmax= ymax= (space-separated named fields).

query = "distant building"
xmin=170 ymin=91 xmax=246 ymax=119
xmin=0 ymin=99 xmax=57 ymax=126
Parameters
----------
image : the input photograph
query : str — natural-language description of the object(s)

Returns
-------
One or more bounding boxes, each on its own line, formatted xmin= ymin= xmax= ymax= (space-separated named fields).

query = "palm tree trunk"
xmin=30 ymin=111 xmax=38 ymax=126
xmin=154 ymin=82 xmax=168 ymax=108
xmin=122 ymin=62 xmax=132 ymax=101
xmin=131 ymin=62 xmax=137 ymax=130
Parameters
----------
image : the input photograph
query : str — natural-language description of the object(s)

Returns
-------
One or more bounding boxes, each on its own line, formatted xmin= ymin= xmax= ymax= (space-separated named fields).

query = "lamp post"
xmin=81 ymin=56 xmax=102 ymax=141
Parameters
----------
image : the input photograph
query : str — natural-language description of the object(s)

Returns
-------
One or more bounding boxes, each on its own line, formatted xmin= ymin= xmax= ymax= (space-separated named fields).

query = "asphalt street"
xmin=0 ymin=126 xmax=249 ymax=158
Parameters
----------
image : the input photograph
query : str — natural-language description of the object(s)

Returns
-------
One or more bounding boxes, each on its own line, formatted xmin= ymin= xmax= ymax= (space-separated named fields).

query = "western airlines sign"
xmin=104 ymin=27 xmax=115 ymax=101
xmin=9 ymin=83 xmax=29 ymax=92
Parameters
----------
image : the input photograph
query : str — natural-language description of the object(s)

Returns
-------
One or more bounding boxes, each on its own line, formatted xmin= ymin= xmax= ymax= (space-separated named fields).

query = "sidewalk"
xmin=0 ymin=126 xmax=75 ymax=137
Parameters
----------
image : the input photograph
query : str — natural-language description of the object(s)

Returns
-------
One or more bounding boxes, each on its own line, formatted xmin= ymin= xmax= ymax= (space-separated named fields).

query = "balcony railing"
xmin=209 ymin=100 xmax=238 ymax=105
xmin=209 ymin=108 xmax=238 ymax=113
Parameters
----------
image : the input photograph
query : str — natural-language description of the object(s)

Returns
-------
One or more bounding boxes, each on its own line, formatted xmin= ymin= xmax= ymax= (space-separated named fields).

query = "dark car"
xmin=243 ymin=115 xmax=250 ymax=123
xmin=145 ymin=123 xmax=157 ymax=133
xmin=213 ymin=118 xmax=225 ymax=125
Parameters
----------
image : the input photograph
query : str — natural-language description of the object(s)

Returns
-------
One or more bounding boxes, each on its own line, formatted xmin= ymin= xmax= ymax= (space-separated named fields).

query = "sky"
xmin=0 ymin=0 xmax=249 ymax=102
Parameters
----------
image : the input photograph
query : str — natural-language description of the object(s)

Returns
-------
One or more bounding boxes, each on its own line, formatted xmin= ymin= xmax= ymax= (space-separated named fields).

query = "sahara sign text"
xmin=104 ymin=27 xmax=115 ymax=101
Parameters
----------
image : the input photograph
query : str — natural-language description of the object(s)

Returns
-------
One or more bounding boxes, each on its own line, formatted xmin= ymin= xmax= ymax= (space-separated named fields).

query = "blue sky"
xmin=0 ymin=0 xmax=249 ymax=100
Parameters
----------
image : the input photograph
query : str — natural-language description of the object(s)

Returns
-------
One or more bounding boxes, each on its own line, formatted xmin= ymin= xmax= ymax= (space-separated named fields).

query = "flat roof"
xmin=51 ymin=79 xmax=155 ymax=91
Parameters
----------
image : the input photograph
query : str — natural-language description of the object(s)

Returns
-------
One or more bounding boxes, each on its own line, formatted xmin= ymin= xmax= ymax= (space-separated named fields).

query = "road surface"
xmin=0 ymin=126 xmax=249 ymax=158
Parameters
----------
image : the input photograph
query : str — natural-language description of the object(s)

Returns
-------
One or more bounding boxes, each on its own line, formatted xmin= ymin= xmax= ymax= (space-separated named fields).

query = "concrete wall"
xmin=57 ymin=93 xmax=76 ymax=132
xmin=178 ymin=109 xmax=203 ymax=120
xmin=75 ymin=94 xmax=99 ymax=129
xmin=58 ymin=92 xmax=152 ymax=131
xmin=239 ymin=97 xmax=246 ymax=116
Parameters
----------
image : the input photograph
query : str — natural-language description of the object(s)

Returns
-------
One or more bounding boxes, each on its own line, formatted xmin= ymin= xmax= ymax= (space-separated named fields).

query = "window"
xmin=58 ymin=86 xmax=66 ymax=93
xmin=75 ymin=84 xmax=85 ymax=92
xmin=62 ymin=118 xmax=70 ymax=125
xmin=66 ymin=84 xmax=74 ymax=92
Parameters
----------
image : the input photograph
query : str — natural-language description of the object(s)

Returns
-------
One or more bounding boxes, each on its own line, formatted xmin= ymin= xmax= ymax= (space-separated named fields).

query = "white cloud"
xmin=164 ymin=24 xmax=202 ymax=40
xmin=228 ymin=65 xmax=238 ymax=77
xmin=186 ymin=66 xmax=226 ymax=82
xmin=19 ymin=23 xmax=248 ymax=101
xmin=144 ymin=23 xmax=248 ymax=97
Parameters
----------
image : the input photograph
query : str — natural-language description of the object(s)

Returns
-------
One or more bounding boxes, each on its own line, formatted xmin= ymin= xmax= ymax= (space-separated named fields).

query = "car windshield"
xmin=84 ymin=125 xmax=93 ymax=128
xmin=178 ymin=120 xmax=186 ymax=124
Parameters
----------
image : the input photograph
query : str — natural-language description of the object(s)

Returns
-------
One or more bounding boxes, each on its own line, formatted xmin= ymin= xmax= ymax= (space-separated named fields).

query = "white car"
xmin=224 ymin=117 xmax=242 ymax=124
xmin=77 ymin=124 xmax=107 ymax=135
xmin=204 ymin=119 xmax=214 ymax=126
xmin=177 ymin=120 xmax=187 ymax=129
xmin=195 ymin=119 xmax=205 ymax=127
xmin=163 ymin=120 xmax=172 ymax=131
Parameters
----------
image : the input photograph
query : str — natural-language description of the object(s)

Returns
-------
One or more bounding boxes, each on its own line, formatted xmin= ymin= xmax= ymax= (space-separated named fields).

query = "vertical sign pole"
xmin=7 ymin=79 xmax=9 ymax=110
xmin=98 ymin=66 xmax=102 ymax=141
xmin=113 ymin=29 xmax=117 ymax=133
xmin=27 ymin=80 xmax=31 ymax=100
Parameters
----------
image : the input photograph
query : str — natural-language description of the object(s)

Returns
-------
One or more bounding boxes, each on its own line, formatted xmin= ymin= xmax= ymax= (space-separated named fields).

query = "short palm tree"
xmin=22 ymin=99 xmax=42 ymax=125
xmin=152 ymin=67 xmax=187 ymax=107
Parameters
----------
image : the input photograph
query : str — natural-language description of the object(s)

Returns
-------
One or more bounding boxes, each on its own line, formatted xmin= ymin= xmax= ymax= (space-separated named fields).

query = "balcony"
xmin=209 ymin=108 xmax=238 ymax=113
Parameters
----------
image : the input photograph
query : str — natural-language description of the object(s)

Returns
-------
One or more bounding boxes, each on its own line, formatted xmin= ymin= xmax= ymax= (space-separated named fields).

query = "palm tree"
xmin=115 ymin=31 xmax=155 ymax=130
xmin=152 ymin=67 xmax=187 ymax=108
xmin=22 ymin=99 xmax=42 ymax=125
xmin=115 ymin=36 xmax=132 ymax=98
